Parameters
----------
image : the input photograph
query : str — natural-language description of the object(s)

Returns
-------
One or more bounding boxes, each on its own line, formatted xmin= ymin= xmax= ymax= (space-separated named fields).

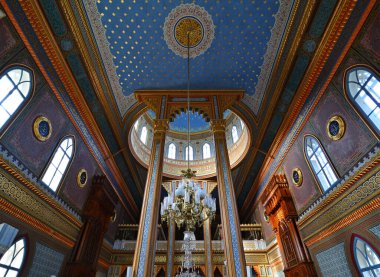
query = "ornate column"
xmin=262 ymin=174 xmax=317 ymax=277
xmin=132 ymin=119 xmax=168 ymax=277
xmin=166 ymin=181 xmax=176 ymax=277
xmin=64 ymin=176 xmax=115 ymax=277
xmin=211 ymin=119 xmax=246 ymax=277
xmin=203 ymin=181 xmax=214 ymax=277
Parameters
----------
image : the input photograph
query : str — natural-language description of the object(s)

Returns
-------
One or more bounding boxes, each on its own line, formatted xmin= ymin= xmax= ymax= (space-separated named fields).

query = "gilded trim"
xmin=33 ymin=116 xmax=52 ymax=142
xmin=326 ymin=115 xmax=345 ymax=141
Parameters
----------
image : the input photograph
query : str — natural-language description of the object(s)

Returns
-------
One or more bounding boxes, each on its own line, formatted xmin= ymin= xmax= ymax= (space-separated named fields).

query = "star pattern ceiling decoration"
xmin=85 ymin=1 xmax=294 ymax=115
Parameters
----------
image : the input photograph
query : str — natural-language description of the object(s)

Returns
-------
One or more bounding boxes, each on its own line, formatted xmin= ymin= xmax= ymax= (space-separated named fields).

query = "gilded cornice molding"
xmin=1 ymin=0 xmax=139 ymax=217
xmin=241 ymin=0 xmax=375 ymax=216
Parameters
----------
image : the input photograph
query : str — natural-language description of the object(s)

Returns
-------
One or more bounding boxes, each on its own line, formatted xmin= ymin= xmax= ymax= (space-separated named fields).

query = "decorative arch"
xmin=304 ymin=135 xmax=338 ymax=192
xmin=232 ymin=125 xmax=239 ymax=143
xmin=351 ymin=234 xmax=380 ymax=276
xmin=140 ymin=126 xmax=148 ymax=144
xmin=185 ymin=145 xmax=194 ymax=160
xmin=345 ymin=66 xmax=380 ymax=134
xmin=168 ymin=142 xmax=176 ymax=159
xmin=41 ymin=136 xmax=75 ymax=192
xmin=0 ymin=66 xmax=33 ymax=131
xmin=202 ymin=142 xmax=211 ymax=159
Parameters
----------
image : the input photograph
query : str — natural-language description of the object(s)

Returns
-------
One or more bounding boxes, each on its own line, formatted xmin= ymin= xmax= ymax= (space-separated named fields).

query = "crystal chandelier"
xmin=160 ymin=30 xmax=216 ymax=232
xmin=174 ymin=231 xmax=202 ymax=277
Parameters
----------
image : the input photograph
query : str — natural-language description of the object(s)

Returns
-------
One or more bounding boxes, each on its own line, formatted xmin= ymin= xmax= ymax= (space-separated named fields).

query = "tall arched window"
xmin=185 ymin=146 xmax=194 ymax=161
xmin=134 ymin=119 xmax=139 ymax=130
xmin=305 ymin=136 xmax=337 ymax=191
xmin=203 ymin=143 xmax=211 ymax=159
xmin=42 ymin=137 xmax=74 ymax=192
xmin=0 ymin=238 xmax=26 ymax=276
xmin=232 ymin=125 xmax=239 ymax=143
xmin=0 ymin=67 xmax=32 ymax=129
xmin=352 ymin=236 xmax=380 ymax=276
xmin=240 ymin=119 xmax=245 ymax=130
xmin=168 ymin=143 xmax=176 ymax=159
xmin=347 ymin=67 xmax=380 ymax=132
xmin=140 ymin=126 xmax=147 ymax=144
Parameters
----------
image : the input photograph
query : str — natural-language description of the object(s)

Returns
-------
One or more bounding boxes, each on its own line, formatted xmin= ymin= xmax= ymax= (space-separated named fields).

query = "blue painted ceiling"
xmin=96 ymin=0 xmax=279 ymax=97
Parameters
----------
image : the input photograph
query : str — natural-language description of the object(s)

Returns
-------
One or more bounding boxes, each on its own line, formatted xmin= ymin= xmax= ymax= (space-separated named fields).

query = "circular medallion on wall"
xmin=77 ymin=169 xmax=88 ymax=188
xmin=263 ymin=212 xmax=269 ymax=223
xmin=327 ymin=115 xmax=345 ymax=141
xmin=292 ymin=168 xmax=303 ymax=187
xmin=33 ymin=116 xmax=52 ymax=141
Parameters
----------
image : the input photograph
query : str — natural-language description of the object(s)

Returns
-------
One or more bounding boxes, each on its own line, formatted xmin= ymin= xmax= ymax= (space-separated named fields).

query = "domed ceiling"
xmin=83 ymin=0 xmax=293 ymax=115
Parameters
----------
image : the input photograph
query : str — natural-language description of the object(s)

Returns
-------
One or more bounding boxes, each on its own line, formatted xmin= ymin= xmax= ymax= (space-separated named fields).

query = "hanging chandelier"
xmin=160 ymin=29 xmax=216 ymax=232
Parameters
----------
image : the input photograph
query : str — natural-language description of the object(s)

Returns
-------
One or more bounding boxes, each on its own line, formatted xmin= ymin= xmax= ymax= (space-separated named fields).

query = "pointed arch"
xmin=232 ymin=125 xmax=239 ymax=143
xmin=0 ymin=66 xmax=33 ymax=130
xmin=304 ymin=136 xmax=338 ymax=191
xmin=202 ymin=142 xmax=211 ymax=159
xmin=140 ymin=126 xmax=148 ymax=144
xmin=351 ymin=234 xmax=380 ymax=276
xmin=346 ymin=66 xmax=380 ymax=133
xmin=0 ymin=238 xmax=26 ymax=276
xmin=42 ymin=136 xmax=74 ymax=192
xmin=168 ymin=143 xmax=176 ymax=159
xmin=185 ymin=145 xmax=194 ymax=161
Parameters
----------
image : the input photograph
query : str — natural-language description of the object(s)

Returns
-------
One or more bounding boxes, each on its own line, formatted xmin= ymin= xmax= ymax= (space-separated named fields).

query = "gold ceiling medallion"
xmin=33 ymin=116 xmax=52 ymax=142
xmin=175 ymin=17 xmax=203 ymax=48
xmin=164 ymin=3 xmax=214 ymax=58
xmin=292 ymin=167 xmax=303 ymax=187
xmin=327 ymin=115 xmax=345 ymax=141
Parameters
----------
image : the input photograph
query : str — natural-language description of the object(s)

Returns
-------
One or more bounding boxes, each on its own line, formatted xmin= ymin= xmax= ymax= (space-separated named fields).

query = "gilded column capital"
xmin=210 ymin=119 xmax=226 ymax=138
xmin=153 ymin=119 xmax=169 ymax=139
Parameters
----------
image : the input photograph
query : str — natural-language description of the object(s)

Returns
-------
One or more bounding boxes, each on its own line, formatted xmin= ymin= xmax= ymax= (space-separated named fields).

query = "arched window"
xmin=347 ymin=67 xmax=380 ymax=132
xmin=140 ymin=126 xmax=147 ymax=144
xmin=352 ymin=236 xmax=380 ymax=276
xmin=240 ymin=119 xmax=245 ymax=130
xmin=134 ymin=119 xmax=139 ymax=130
xmin=185 ymin=146 xmax=193 ymax=161
xmin=0 ymin=67 xmax=32 ymax=129
xmin=0 ymin=238 xmax=26 ymax=276
xmin=232 ymin=125 xmax=239 ymax=143
xmin=168 ymin=143 xmax=176 ymax=159
xmin=203 ymin=143 xmax=211 ymax=159
xmin=42 ymin=137 xmax=74 ymax=192
xmin=305 ymin=136 xmax=338 ymax=191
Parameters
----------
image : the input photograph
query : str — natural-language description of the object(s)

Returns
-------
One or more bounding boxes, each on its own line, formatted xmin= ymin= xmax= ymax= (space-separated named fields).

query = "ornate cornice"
xmin=1 ymin=0 xmax=139 ymax=217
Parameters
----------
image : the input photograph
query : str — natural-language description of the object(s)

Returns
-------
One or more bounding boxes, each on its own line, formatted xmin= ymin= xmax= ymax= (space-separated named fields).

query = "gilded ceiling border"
xmin=241 ymin=0 xmax=376 ymax=217
xmin=0 ymin=0 xmax=139 ymax=219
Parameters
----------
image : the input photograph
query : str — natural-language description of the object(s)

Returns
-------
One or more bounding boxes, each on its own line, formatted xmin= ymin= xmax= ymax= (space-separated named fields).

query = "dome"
xmin=129 ymin=109 xmax=250 ymax=178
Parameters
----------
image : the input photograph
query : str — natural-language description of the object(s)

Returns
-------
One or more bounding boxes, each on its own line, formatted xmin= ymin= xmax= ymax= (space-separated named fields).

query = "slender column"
xmin=166 ymin=181 xmax=176 ymax=277
xmin=211 ymin=119 xmax=246 ymax=277
xmin=132 ymin=119 xmax=168 ymax=277
xmin=203 ymin=181 xmax=214 ymax=277
xmin=64 ymin=176 xmax=115 ymax=277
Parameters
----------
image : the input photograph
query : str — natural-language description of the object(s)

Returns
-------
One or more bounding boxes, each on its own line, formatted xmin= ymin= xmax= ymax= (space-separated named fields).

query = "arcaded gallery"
xmin=0 ymin=1 xmax=379 ymax=276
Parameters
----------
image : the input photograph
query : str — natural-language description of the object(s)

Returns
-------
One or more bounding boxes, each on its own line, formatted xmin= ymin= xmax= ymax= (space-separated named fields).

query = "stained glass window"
xmin=168 ymin=143 xmax=176 ymax=159
xmin=185 ymin=146 xmax=194 ymax=161
xmin=353 ymin=236 xmax=380 ymax=276
xmin=0 ymin=67 xmax=32 ymax=129
xmin=203 ymin=143 xmax=211 ymax=159
xmin=140 ymin=126 xmax=147 ymax=144
xmin=232 ymin=125 xmax=239 ymax=143
xmin=347 ymin=67 xmax=380 ymax=132
xmin=0 ymin=238 xmax=26 ymax=276
xmin=42 ymin=137 xmax=74 ymax=192
xmin=305 ymin=136 xmax=338 ymax=191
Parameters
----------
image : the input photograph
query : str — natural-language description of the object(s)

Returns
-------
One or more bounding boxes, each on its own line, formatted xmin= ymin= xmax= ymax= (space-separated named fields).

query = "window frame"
xmin=202 ymin=142 xmax=211 ymax=159
xmin=232 ymin=125 xmax=239 ymax=144
xmin=0 ymin=236 xmax=27 ymax=277
xmin=0 ymin=65 xmax=34 ymax=132
xmin=351 ymin=234 xmax=380 ymax=277
xmin=345 ymin=65 xmax=380 ymax=136
xmin=167 ymin=143 xmax=176 ymax=159
xmin=304 ymin=135 xmax=339 ymax=192
xmin=140 ymin=126 xmax=148 ymax=145
xmin=185 ymin=145 xmax=194 ymax=161
xmin=41 ymin=136 xmax=75 ymax=193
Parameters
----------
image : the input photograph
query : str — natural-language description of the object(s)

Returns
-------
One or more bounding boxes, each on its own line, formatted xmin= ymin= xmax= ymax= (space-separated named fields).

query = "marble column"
xmin=166 ymin=181 xmax=176 ymax=277
xmin=211 ymin=119 xmax=246 ymax=277
xmin=132 ymin=119 xmax=168 ymax=277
